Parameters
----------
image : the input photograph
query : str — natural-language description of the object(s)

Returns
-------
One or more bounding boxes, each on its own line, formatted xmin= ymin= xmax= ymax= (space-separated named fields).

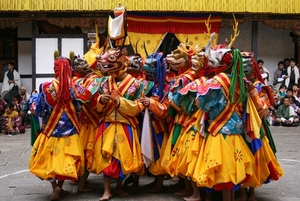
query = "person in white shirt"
xmin=257 ymin=59 xmax=270 ymax=85
xmin=1 ymin=62 xmax=21 ymax=103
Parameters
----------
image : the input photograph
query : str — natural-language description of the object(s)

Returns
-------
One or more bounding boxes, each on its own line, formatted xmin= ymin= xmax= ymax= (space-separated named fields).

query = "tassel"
xmin=229 ymin=49 xmax=246 ymax=104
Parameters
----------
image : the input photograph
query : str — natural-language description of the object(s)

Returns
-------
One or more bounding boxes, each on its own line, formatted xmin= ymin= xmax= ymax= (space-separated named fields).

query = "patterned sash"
xmin=43 ymin=80 xmax=81 ymax=137
xmin=208 ymin=73 xmax=243 ymax=136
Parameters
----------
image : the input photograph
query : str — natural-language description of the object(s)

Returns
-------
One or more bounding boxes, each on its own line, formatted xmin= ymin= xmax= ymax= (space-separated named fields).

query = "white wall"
xmin=61 ymin=38 xmax=84 ymax=58
xmin=257 ymin=22 xmax=294 ymax=85
xmin=36 ymin=38 xmax=58 ymax=74
xmin=218 ymin=21 xmax=252 ymax=52
xmin=218 ymin=22 xmax=294 ymax=85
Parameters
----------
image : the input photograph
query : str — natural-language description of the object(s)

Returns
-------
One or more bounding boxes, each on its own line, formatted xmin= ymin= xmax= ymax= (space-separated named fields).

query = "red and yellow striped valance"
xmin=1 ymin=0 xmax=300 ymax=14
xmin=127 ymin=13 xmax=221 ymax=34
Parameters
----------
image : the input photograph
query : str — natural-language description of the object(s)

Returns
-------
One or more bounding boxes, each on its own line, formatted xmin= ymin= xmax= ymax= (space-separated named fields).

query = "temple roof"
xmin=0 ymin=0 xmax=299 ymax=14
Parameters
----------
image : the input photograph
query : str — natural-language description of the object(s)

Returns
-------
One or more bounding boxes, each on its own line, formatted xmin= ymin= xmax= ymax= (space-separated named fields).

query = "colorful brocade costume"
xmin=28 ymin=78 xmax=84 ymax=181
xmin=140 ymin=79 xmax=170 ymax=175
xmin=73 ymin=72 xmax=102 ymax=173
xmin=190 ymin=73 xmax=255 ymax=190
xmin=90 ymin=74 xmax=145 ymax=178
xmin=161 ymin=69 xmax=199 ymax=177
xmin=243 ymin=79 xmax=284 ymax=188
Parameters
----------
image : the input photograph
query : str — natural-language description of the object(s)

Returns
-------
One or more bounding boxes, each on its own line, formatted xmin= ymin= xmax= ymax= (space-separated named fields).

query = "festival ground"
xmin=0 ymin=127 xmax=299 ymax=201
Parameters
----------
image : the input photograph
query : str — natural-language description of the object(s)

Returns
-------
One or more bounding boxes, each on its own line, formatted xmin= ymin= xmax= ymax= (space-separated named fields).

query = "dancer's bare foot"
xmin=77 ymin=186 xmax=94 ymax=193
xmin=174 ymin=188 xmax=193 ymax=197
xmin=99 ymin=192 xmax=112 ymax=201
xmin=115 ymin=187 xmax=128 ymax=197
xmin=146 ymin=184 xmax=164 ymax=193
xmin=172 ymin=176 xmax=180 ymax=182
xmin=247 ymin=195 xmax=257 ymax=201
xmin=59 ymin=189 xmax=70 ymax=197
xmin=50 ymin=186 xmax=61 ymax=201
xmin=183 ymin=195 xmax=201 ymax=201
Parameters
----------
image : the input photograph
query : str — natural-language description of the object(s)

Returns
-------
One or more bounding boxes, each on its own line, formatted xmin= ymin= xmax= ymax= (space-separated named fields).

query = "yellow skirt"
xmin=91 ymin=122 xmax=143 ymax=175
xmin=148 ymin=131 xmax=169 ymax=176
xmin=242 ymin=137 xmax=284 ymax=188
xmin=79 ymin=123 xmax=97 ymax=172
xmin=192 ymin=134 xmax=255 ymax=190
xmin=175 ymin=129 xmax=204 ymax=177
xmin=29 ymin=133 xmax=85 ymax=180
xmin=161 ymin=125 xmax=182 ymax=177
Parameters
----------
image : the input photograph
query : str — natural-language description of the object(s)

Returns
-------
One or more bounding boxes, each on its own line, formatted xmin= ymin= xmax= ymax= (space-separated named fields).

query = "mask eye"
xmin=109 ymin=54 xmax=116 ymax=61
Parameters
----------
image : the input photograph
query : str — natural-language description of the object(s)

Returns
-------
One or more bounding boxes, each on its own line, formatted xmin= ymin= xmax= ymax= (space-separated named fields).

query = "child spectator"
xmin=278 ymin=85 xmax=287 ymax=98
xmin=2 ymin=103 xmax=25 ymax=134
xmin=266 ymin=109 xmax=276 ymax=126
xmin=289 ymin=96 xmax=300 ymax=117
xmin=292 ymin=84 xmax=300 ymax=101
xmin=13 ymin=93 xmax=29 ymax=126
xmin=275 ymin=96 xmax=299 ymax=126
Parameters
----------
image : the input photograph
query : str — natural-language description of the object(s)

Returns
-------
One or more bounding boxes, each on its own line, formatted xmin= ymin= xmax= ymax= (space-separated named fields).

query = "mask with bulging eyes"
xmin=73 ymin=57 xmax=91 ymax=75
xmin=99 ymin=48 xmax=127 ymax=75
xmin=191 ymin=51 xmax=208 ymax=73
xmin=240 ymin=52 xmax=255 ymax=79
xmin=127 ymin=54 xmax=143 ymax=74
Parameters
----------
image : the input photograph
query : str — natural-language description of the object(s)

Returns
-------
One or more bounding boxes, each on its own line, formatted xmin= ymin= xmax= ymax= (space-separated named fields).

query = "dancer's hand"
xmin=110 ymin=91 xmax=120 ymax=106
xmin=100 ymin=94 xmax=111 ymax=104
xmin=139 ymin=97 xmax=150 ymax=107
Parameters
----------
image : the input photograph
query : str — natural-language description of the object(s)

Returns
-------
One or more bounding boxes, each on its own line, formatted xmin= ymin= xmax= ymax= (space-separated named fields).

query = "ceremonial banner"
xmin=127 ymin=12 xmax=221 ymax=58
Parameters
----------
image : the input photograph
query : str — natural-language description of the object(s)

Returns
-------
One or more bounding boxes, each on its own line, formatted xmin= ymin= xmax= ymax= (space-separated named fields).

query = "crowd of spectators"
xmin=266 ymin=58 xmax=300 ymax=126
xmin=0 ymin=86 xmax=35 ymax=135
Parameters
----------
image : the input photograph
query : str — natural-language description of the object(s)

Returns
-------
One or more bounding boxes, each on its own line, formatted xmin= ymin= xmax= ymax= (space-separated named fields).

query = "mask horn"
xmin=135 ymin=38 xmax=140 ymax=54
xmin=168 ymin=37 xmax=174 ymax=54
xmin=143 ymin=41 xmax=148 ymax=57
xmin=54 ymin=50 xmax=60 ymax=60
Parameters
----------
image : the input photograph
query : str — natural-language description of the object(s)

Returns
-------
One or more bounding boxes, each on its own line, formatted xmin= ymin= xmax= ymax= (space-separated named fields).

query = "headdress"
xmin=142 ymin=52 xmax=166 ymax=99
xmin=54 ymin=50 xmax=72 ymax=105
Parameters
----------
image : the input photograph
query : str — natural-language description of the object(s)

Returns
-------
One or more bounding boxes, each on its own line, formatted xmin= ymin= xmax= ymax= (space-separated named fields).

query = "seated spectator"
xmin=289 ymin=96 xmax=300 ymax=117
xmin=286 ymin=89 xmax=300 ymax=106
xmin=292 ymin=84 xmax=300 ymax=101
xmin=0 ymin=96 xmax=7 ymax=133
xmin=275 ymin=96 xmax=299 ymax=126
xmin=19 ymin=86 xmax=30 ymax=102
xmin=13 ymin=93 xmax=28 ymax=126
xmin=2 ymin=103 xmax=25 ymax=134
xmin=266 ymin=109 xmax=276 ymax=126
xmin=278 ymin=85 xmax=287 ymax=98
xmin=13 ymin=93 xmax=23 ymax=113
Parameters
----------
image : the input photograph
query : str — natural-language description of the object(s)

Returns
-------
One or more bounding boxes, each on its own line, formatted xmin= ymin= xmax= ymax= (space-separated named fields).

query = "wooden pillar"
xmin=290 ymin=32 xmax=300 ymax=64
xmin=32 ymin=19 xmax=36 ymax=90
xmin=251 ymin=21 xmax=258 ymax=60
